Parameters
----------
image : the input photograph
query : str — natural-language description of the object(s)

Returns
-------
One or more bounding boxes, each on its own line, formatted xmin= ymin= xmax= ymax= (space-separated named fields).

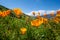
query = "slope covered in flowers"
xmin=0 ymin=5 xmax=60 ymax=40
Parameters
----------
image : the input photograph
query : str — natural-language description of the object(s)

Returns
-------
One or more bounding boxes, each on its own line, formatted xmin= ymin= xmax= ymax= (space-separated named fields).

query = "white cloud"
xmin=46 ymin=10 xmax=56 ymax=14
xmin=25 ymin=10 xmax=45 ymax=16
xmin=25 ymin=9 xmax=59 ymax=16
xmin=57 ymin=9 xmax=60 ymax=11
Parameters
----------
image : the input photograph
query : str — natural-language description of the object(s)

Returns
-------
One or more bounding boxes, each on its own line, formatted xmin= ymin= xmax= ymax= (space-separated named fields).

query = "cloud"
xmin=25 ymin=9 xmax=59 ymax=16
xmin=46 ymin=10 xmax=56 ymax=14
xmin=56 ymin=9 xmax=60 ymax=11
xmin=25 ymin=10 xmax=45 ymax=16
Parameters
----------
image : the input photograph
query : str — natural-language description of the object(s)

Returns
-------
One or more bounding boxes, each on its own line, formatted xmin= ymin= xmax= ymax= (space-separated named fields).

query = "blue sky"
xmin=0 ymin=0 xmax=60 ymax=15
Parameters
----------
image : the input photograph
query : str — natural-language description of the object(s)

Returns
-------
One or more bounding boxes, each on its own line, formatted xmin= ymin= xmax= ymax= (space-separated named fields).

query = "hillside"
xmin=0 ymin=5 xmax=60 ymax=40
xmin=0 ymin=5 xmax=34 ymax=19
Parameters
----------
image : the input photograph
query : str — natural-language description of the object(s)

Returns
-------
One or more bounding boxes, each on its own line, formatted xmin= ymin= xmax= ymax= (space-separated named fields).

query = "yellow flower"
xmin=20 ymin=28 xmax=27 ymax=35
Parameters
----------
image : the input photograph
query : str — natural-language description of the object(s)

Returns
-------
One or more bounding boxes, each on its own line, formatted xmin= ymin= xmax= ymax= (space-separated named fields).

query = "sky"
xmin=0 ymin=0 xmax=60 ymax=15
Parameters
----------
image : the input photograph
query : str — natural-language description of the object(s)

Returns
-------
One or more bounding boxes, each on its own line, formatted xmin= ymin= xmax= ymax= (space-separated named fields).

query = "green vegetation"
xmin=0 ymin=5 xmax=60 ymax=40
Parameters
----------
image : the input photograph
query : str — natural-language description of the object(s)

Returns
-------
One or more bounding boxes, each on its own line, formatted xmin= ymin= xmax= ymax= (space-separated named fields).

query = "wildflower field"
xmin=0 ymin=5 xmax=60 ymax=40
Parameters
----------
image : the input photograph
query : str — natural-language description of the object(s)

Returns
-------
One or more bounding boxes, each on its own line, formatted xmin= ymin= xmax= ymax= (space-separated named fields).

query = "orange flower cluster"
xmin=31 ymin=18 xmax=43 ymax=27
xmin=56 ymin=10 xmax=60 ymax=17
xmin=0 ymin=10 xmax=11 ymax=17
xmin=31 ymin=17 xmax=48 ymax=27
xmin=20 ymin=28 xmax=27 ymax=35
xmin=13 ymin=8 xmax=23 ymax=16
xmin=43 ymin=18 xmax=48 ymax=24
xmin=54 ymin=17 xmax=60 ymax=23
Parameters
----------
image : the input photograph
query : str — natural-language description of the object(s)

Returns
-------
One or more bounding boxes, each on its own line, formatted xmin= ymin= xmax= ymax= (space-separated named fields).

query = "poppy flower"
xmin=50 ymin=12 xmax=54 ymax=16
xmin=44 ymin=13 xmax=47 ymax=17
xmin=43 ymin=18 xmax=48 ymax=24
xmin=0 ymin=11 xmax=2 ymax=16
xmin=32 ymin=11 xmax=35 ymax=16
xmin=20 ymin=28 xmax=27 ymax=35
xmin=13 ymin=8 xmax=23 ymax=16
xmin=31 ymin=19 xmax=43 ymax=27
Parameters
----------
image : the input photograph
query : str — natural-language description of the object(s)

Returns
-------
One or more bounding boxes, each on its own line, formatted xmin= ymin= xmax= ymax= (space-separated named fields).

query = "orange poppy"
xmin=43 ymin=18 xmax=48 ymax=24
xmin=0 ymin=10 xmax=11 ymax=17
xmin=37 ymin=12 xmax=40 ymax=16
xmin=0 ymin=11 xmax=2 ymax=16
xmin=36 ymin=16 xmax=41 ymax=19
xmin=6 ymin=10 xmax=11 ymax=15
xmin=44 ymin=13 xmax=47 ymax=17
xmin=50 ymin=12 xmax=54 ymax=16
xmin=1 ymin=11 xmax=6 ymax=17
xmin=32 ymin=11 xmax=35 ymax=16
xmin=13 ymin=8 xmax=23 ymax=16
xmin=31 ymin=18 xmax=43 ymax=27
